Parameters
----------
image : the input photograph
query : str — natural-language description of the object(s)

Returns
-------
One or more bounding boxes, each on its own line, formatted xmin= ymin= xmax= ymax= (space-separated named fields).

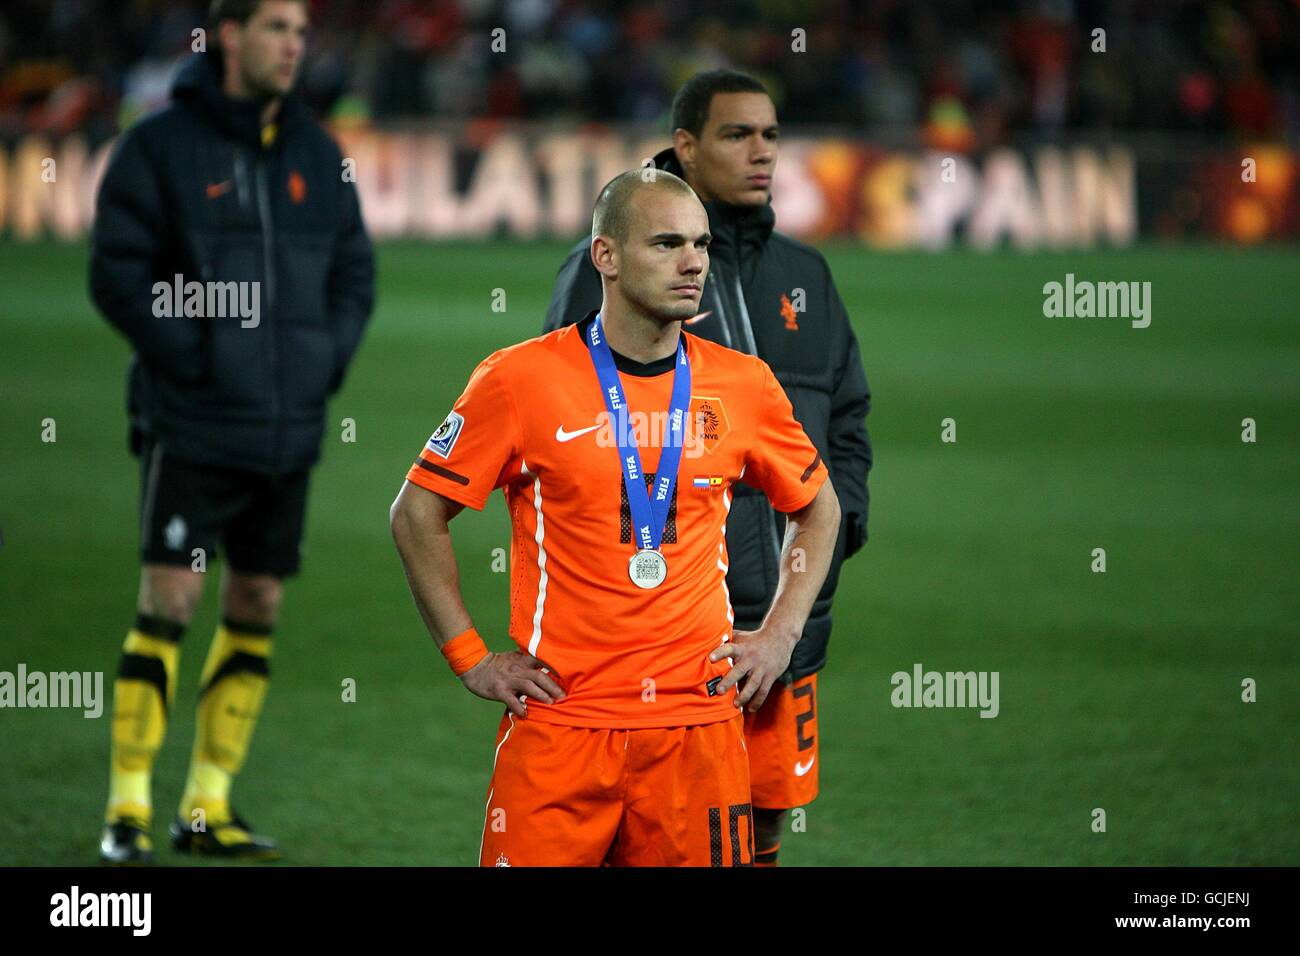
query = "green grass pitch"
xmin=1 ymin=239 xmax=1296 ymax=865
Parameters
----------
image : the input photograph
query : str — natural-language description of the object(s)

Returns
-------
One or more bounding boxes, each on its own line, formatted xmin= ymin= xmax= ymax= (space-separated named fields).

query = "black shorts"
xmin=137 ymin=436 xmax=311 ymax=577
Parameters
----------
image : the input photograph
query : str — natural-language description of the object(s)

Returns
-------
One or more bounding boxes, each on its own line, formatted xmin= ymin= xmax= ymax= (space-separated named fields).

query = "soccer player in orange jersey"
xmin=390 ymin=169 xmax=841 ymax=866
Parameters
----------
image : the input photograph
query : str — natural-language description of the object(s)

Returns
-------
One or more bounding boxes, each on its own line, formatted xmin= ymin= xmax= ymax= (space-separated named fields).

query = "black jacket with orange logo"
xmin=544 ymin=147 xmax=872 ymax=682
xmin=90 ymin=52 xmax=374 ymax=474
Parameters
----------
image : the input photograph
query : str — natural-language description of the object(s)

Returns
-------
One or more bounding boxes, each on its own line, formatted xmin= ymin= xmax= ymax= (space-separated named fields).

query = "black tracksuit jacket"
xmin=90 ymin=52 xmax=375 ymax=474
xmin=544 ymin=148 xmax=872 ymax=681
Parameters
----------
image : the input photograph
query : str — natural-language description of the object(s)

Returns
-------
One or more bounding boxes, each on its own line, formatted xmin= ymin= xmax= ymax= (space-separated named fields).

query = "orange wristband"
xmin=441 ymin=627 xmax=489 ymax=676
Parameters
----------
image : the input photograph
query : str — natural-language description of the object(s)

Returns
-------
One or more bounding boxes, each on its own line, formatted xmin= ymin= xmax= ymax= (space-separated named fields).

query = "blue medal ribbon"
xmin=585 ymin=314 xmax=691 ymax=553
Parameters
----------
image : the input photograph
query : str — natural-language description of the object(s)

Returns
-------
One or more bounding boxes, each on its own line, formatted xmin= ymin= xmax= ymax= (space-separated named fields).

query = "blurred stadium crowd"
xmin=0 ymin=0 xmax=1295 ymax=147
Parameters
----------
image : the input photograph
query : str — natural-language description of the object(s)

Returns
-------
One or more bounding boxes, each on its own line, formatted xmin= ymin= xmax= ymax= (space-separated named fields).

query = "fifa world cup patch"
xmin=426 ymin=411 xmax=465 ymax=459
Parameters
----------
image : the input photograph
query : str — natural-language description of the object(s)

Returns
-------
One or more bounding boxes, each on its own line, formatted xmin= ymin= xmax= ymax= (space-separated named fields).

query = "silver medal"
xmin=628 ymin=549 xmax=668 ymax=589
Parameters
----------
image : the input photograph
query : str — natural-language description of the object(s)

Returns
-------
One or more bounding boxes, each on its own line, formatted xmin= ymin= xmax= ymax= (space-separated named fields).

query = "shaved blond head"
xmin=592 ymin=168 xmax=699 ymax=245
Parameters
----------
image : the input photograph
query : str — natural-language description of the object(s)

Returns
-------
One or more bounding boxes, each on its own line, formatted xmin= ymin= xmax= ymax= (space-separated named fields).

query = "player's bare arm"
xmin=711 ymin=479 xmax=840 ymax=711
xmin=390 ymin=480 xmax=565 ymax=717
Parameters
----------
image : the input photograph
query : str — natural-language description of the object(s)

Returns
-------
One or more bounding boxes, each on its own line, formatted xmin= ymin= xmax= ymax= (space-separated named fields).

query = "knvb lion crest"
xmin=688 ymin=396 xmax=731 ymax=454
xmin=779 ymin=293 xmax=799 ymax=331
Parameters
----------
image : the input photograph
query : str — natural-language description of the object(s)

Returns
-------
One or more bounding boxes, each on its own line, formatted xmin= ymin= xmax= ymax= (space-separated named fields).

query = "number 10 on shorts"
xmin=707 ymin=803 xmax=754 ymax=866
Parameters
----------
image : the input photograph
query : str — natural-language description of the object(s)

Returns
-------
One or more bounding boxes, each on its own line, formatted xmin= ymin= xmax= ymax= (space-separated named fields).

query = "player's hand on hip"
xmin=460 ymin=651 xmax=565 ymax=718
xmin=709 ymin=627 xmax=798 ymax=713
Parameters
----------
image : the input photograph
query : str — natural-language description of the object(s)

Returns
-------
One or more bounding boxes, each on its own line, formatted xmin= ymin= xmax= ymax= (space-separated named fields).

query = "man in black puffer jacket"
xmin=89 ymin=0 xmax=374 ymax=864
xmin=545 ymin=70 xmax=871 ymax=866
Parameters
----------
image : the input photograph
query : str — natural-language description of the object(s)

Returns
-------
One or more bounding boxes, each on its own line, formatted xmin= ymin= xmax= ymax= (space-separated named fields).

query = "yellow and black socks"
xmin=179 ymin=618 xmax=273 ymax=824
xmin=106 ymin=614 xmax=185 ymax=825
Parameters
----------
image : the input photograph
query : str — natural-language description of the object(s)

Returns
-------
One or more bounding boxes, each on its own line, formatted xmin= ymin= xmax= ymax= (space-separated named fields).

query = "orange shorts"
xmin=478 ymin=713 xmax=753 ymax=867
xmin=743 ymin=673 xmax=819 ymax=810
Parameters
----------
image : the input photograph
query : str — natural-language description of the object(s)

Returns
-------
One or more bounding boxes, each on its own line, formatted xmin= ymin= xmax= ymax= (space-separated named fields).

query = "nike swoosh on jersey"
xmin=794 ymin=757 xmax=815 ymax=777
xmin=555 ymin=424 xmax=601 ymax=442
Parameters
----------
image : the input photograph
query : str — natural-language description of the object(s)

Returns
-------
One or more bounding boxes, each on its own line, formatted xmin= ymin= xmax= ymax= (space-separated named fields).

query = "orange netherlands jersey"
xmin=405 ymin=318 xmax=828 ymax=729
